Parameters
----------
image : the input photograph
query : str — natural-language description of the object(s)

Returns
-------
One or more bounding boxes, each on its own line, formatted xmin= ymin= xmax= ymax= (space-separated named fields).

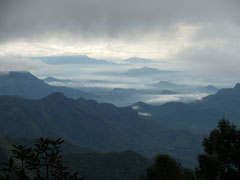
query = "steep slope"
xmin=0 ymin=71 xmax=95 ymax=99
xmin=0 ymin=93 xmax=202 ymax=166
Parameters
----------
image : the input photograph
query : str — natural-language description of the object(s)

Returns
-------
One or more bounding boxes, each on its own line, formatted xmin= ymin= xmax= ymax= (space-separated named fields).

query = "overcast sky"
xmin=0 ymin=0 xmax=240 ymax=77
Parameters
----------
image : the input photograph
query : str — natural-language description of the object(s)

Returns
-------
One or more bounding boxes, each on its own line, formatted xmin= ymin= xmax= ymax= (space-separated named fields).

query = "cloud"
xmin=0 ymin=0 xmax=240 ymax=78
xmin=145 ymin=93 xmax=208 ymax=105
xmin=0 ymin=56 xmax=48 ymax=72
xmin=138 ymin=112 xmax=152 ymax=117
xmin=0 ymin=0 xmax=239 ymax=42
xmin=175 ymin=27 xmax=240 ymax=77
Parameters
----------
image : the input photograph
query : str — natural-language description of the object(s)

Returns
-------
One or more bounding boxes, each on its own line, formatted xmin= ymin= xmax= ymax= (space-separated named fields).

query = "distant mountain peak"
xmin=140 ymin=67 xmax=157 ymax=70
xmin=34 ymin=55 xmax=114 ymax=65
xmin=157 ymin=81 xmax=174 ymax=85
xmin=125 ymin=67 xmax=167 ymax=75
xmin=0 ymin=71 xmax=40 ymax=82
xmin=44 ymin=77 xmax=60 ymax=81
xmin=42 ymin=92 xmax=71 ymax=104
xmin=160 ymin=90 xmax=177 ymax=94
xmin=0 ymin=71 xmax=95 ymax=99
xmin=132 ymin=102 xmax=150 ymax=109
xmin=153 ymin=81 xmax=178 ymax=88
xmin=201 ymin=85 xmax=219 ymax=93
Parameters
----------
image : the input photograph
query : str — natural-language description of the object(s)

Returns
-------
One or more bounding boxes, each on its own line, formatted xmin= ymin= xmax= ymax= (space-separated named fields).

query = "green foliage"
xmin=197 ymin=119 xmax=240 ymax=180
xmin=0 ymin=138 xmax=83 ymax=180
xmin=147 ymin=154 xmax=182 ymax=180
xmin=0 ymin=137 xmax=11 ymax=168
xmin=64 ymin=150 xmax=151 ymax=180
xmin=141 ymin=154 xmax=196 ymax=180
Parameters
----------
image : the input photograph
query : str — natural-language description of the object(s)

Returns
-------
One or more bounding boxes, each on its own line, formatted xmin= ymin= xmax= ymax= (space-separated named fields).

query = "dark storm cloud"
xmin=0 ymin=0 xmax=239 ymax=42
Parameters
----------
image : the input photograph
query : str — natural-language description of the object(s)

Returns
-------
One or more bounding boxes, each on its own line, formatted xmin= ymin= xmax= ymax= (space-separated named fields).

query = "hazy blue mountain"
xmin=153 ymin=81 xmax=184 ymax=89
xmin=34 ymin=55 xmax=114 ymax=65
xmin=43 ymin=77 xmax=72 ymax=83
xmin=199 ymin=85 xmax=219 ymax=93
xmin=65 ymin=150 xmax=151 ymax=180
xmin=109 ymin=88 xmax=139 ymax=96
xmin=160 ymin=90 xmax=178 ymax=95
xmin=95 ymin=88 xmax=166 ymax=106
xmin=152 ymin=81 xmax=219 ymax=93
xmin=97 ymin=88 xmax=140 ymax=105
xmin=132 ymin=83 xmax=240 ymax=134
xmin=0 ymin=93 xmax=202 ymax=166
xmin=202 ymin=83 xmax=240 ymax=103
xmin=125 ymin=57 xmax=153 ymax=64
xmin=95 ymin=87 xmax=206 ymax=106
xmin=0 ymin=71 xmax=96 ymax=99
xmin=86 ymin=80 xmax=117 ymax=84
xmin=124 ymin=67 xmax=174 ymax=76
xmin=106 ymin=88 xmax=177 ymax=96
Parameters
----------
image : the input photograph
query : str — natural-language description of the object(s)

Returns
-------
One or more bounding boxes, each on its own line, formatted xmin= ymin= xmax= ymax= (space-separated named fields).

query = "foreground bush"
xmin=0 ymin=138 xmax=83 ymax=180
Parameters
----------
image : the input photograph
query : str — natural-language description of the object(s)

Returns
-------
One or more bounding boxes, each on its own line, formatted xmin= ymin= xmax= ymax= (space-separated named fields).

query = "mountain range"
xmin=0 ymin=71 xmax=96 ymax=99
xmin=152 ymin=81 xmax=219 ymax=93
xmin=124 ymin=67 xmax=175 ymax=77
xmin=133 ymin=83 xmax=240 ymax=134
xmin=1 ymin=70 xmax=239 ymax=167
xmin=0 ymin=135 xmax=150 ymax=180
xmin=0 ymin=92 xmax=202 ymax=166
xmin=33 ymin=55 xmax=114 ymax=65
xmin=43 ymin=77 xmax=72 ymax=83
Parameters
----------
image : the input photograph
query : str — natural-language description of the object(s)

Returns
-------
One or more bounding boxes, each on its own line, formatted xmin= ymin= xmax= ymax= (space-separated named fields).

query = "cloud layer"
xmin=1 ymin=0 xmax=239 ymax=42
xmin=0 ymin=0 xmax=240 ymax=77
xmin=0 ymin=56 xmax=47 ymax=72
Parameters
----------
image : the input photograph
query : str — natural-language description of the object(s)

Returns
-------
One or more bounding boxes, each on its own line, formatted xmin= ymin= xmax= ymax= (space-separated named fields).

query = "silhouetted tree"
xmin=197 ymin=119 xmax=240 ymax=180
xmin=147 ymin=154 xmax=181 ymax=180
xmin=140 ymin=154 xmax=196 ymax=180
xmin=0 ymin=138 xmax=83 ymax=180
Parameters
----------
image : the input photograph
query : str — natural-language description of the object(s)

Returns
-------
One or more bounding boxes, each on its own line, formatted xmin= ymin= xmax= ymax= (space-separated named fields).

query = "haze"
xmin=0 ymin=0 xmax=239 ymax=101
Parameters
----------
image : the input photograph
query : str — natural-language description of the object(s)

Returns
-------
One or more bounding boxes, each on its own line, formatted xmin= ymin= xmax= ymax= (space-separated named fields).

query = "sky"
xmin=0 ymin=0 xmax=240 ymax=79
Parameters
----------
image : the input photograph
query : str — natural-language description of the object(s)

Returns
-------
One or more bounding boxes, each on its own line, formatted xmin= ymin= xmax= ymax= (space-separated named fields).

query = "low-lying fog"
xmin=30 ymin=56 xmax=232 ymax=106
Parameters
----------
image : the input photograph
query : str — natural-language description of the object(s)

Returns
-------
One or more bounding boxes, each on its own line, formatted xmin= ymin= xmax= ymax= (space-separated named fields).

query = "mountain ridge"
xmin=34 ymin=55 xmax=114 ymax=65
xmin=0 ymin=92 xmax=202 ymax=166
xmin=132 ymin=83 xmax=240 ymax=133
xmin=0 ymin=71 xmax=96 ymax=99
